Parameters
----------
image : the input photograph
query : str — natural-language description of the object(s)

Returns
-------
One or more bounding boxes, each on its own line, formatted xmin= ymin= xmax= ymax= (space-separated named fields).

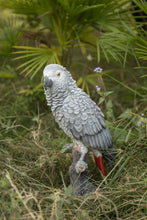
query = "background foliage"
xmin=0 ymin=0 xmax=147 ymax=219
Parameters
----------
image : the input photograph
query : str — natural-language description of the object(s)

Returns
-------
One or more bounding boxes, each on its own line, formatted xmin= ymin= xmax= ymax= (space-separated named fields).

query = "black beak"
xmin=43 ymin=76 xmax=53 ymax=90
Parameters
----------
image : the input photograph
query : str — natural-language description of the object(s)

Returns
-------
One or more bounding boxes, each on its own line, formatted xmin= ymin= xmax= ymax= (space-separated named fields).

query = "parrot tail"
xmin=93 ymin=155 xmax=106 ymax=176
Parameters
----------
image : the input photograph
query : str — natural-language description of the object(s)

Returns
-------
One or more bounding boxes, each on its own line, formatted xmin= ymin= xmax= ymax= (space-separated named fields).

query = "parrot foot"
xmin=75 ymin=160 xmax=88 ymax=173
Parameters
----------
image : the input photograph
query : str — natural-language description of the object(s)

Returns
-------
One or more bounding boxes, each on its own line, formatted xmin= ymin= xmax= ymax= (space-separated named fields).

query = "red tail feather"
xmin=93 ymin=155 xmax=106 ymax=176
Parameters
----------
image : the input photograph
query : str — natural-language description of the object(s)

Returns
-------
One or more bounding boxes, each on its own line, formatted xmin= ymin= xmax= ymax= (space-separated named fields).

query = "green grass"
xmin=0 ymin=73 xmax=146 ymax=220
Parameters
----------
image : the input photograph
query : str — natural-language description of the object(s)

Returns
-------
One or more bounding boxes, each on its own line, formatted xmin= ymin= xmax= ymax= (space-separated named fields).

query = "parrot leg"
xmin=69 ymin=142 xmax=97 ymax=195
xmin=74 ymin=141 xmax=88 ymax=174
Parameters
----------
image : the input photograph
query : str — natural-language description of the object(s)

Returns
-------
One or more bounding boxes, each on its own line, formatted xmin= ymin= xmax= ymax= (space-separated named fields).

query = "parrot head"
xmin=43 ymin=64 xmax=76 ymax=92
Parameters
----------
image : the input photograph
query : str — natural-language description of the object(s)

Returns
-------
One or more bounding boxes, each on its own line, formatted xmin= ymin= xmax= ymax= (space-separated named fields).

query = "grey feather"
xmin=43 ymin=64 xmax=115 ymax=154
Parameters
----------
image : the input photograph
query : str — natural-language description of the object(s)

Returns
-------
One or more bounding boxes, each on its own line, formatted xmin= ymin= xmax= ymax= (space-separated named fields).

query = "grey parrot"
xmin=43 ymin=64 xmax=116 ymax=176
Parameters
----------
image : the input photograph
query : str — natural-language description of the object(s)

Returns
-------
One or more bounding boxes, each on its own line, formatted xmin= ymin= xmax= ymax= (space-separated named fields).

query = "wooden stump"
xmin=69 ymin=142 xmax=97 ymax=195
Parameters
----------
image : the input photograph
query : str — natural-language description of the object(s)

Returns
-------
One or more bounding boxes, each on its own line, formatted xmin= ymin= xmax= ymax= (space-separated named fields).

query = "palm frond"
xmin=0 ymin=16 xmax=23 ymax=55
xmin=97 ymin=29 xmax=135 ymax=64
xmin=132 ymin=0 xmax=147 ymax=14
xmin=135 ymin=30 xmax=147 ymax=61
xmin=13 ymin=46 xmax=60 ymax=78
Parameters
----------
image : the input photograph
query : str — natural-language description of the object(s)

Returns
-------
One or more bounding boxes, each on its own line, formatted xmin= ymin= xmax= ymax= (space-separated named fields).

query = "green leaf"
xmin=118 ymin=109 xmax=132 ymax=119
xmin=18 ymin=89 xmax=33 ymax=96
xmin=98 ymin=97 xmax=105 ymax=104
xmin=125 ymin=129 xmax=132 ymax=143
xmin=103 ymin=91 xmax=114 ymax=98
xmin=106 ymin=99 xmax=113 ymax=109
xmin=74 ymin=4 xmax=104 ymax=15
xmin=76 ymin=77 xmax=83 ymax=87
xmin=65 ymin=184 xmax=73 ymax=197
xmin=0 ymin=72 xmax=16 ymax=78
xmin=13 ymin=46 xmax=59 ymax=78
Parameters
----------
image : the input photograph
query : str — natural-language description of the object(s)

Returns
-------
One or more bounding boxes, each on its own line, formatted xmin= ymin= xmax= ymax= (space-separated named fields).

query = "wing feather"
xmin=63 ymin=91 xmax=113 ymax=150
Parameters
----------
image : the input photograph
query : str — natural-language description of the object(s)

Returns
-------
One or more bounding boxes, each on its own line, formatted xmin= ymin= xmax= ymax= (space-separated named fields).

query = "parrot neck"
xmin=52 ymin=78 xmax=77 ymax=106
xmin=45 ymin=78 xmax=77 ymax=111
xmin=44 ymin=89 xmax=52 ymax=106
xmin=51 ymin=89 xmax=68 ymax=111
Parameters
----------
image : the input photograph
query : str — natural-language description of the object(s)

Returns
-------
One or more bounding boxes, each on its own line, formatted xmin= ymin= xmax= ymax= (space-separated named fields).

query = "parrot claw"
xmin=75 ymin=160 xmax=88 ymax=173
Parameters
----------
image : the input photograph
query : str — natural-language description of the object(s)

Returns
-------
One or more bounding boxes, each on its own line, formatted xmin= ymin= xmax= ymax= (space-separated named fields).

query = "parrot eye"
xmin=57 ymin=72 xmax=61 ymax=77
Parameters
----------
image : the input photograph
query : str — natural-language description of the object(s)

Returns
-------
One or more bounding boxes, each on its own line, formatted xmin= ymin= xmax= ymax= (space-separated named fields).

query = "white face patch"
xmin=43 ymin=64 xmax=65 ymax=77
xmin=43 ymin=68 xmax=66 ymax=84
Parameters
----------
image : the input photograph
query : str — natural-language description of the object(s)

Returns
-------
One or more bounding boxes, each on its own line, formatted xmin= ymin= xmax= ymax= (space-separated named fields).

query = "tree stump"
xmin=69 ymin=142 xmax=97 ymax=195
